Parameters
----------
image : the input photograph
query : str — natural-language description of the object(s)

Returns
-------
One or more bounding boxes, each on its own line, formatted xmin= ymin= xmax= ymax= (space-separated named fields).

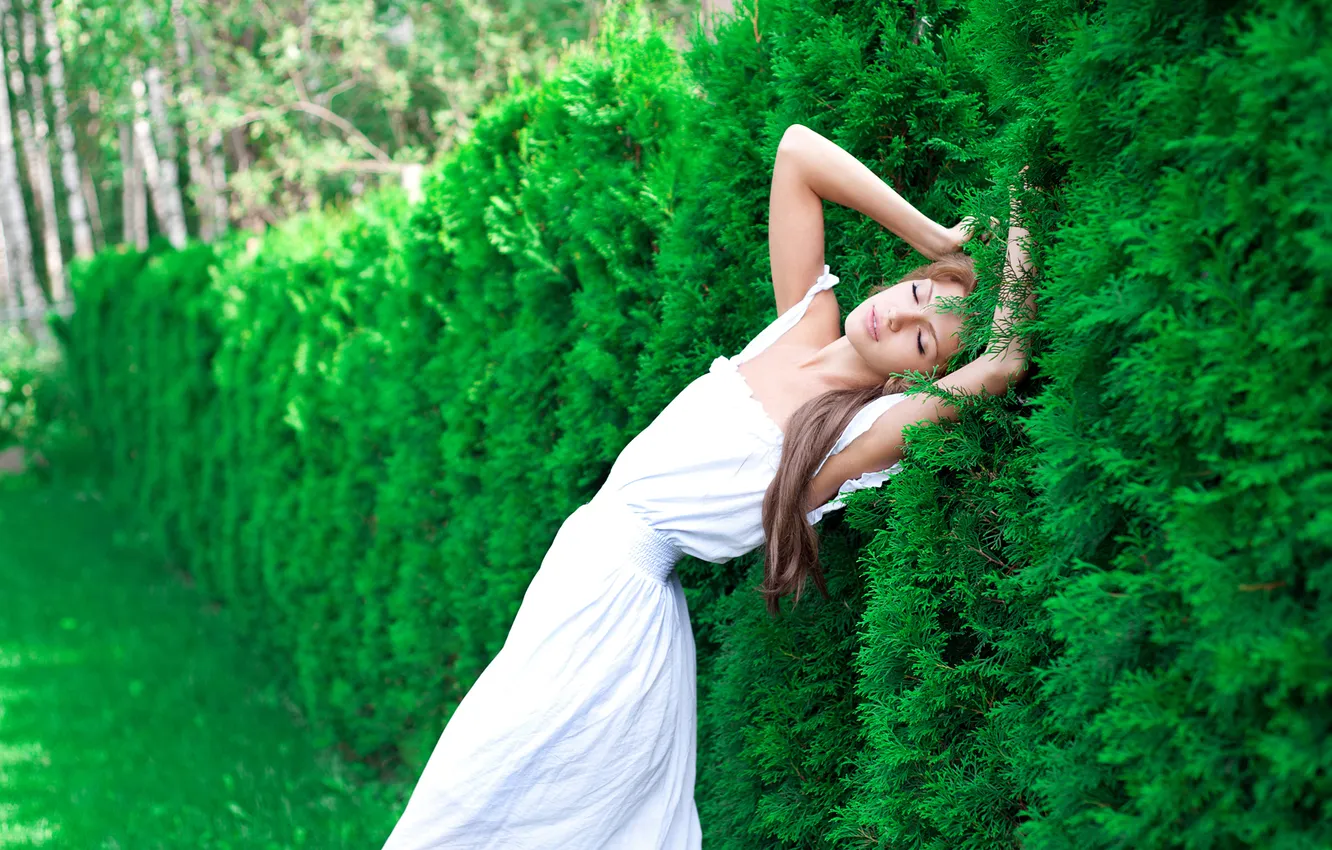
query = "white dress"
xmin=382 ymin=267 xmax=906 ymax=850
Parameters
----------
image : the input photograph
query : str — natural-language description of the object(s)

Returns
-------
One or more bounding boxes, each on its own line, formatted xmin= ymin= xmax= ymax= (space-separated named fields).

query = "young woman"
xmin=382 ymin=124 xmax=1035 ymax=850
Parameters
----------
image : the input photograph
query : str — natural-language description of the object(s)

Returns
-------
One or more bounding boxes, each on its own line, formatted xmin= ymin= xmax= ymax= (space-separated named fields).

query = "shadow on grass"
xmin=0 ymin=477 xmax=403 ymax=848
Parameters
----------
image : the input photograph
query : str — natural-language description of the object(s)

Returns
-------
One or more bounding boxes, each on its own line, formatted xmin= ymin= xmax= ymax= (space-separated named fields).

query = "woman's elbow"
xmin=777 ymin=124 xmax=814 ymax=160
xmin=991 ymin=345 xmax=1031 ymax=387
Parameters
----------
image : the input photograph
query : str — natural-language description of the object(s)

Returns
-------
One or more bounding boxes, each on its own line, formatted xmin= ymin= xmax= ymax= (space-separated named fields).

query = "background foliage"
xmin=54 ymin=0 xmax=1330 ymax=847
xmin=75 ymin=0 xmax=696 ymax=226
xmin=0 ymin=323 xmax=83 ymax=465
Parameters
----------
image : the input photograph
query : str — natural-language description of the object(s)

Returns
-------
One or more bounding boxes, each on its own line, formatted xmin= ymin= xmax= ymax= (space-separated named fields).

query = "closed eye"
xmin=912 ymin=282 xmax=918 ymax=303
xmin=917 ymin=330 xmax=925 ymax=356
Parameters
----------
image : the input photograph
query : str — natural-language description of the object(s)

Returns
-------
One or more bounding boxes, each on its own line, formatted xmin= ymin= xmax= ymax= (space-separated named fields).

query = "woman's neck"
xmin=797 ymin=336 xmax=887 ymax=391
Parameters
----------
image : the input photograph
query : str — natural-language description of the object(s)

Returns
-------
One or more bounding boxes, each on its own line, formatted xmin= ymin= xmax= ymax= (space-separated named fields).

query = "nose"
xmin=886 ymin=306 xmax=928 ymax=334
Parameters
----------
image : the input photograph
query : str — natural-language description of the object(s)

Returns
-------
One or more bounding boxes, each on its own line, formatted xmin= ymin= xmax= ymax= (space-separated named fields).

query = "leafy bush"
xmin=0 ymin=328 xmax=53 ymax=449
xmin=0 ymin=326 xmax=88 ymax=473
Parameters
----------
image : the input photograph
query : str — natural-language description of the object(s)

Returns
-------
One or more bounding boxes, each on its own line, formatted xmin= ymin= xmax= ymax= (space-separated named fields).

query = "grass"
xmin=0 ymin=475 xmax=404 ymax=849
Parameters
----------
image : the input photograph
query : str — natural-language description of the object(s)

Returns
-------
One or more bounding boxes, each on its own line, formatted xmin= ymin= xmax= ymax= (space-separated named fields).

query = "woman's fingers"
xmin=952 ymin=215 xmax=1000 ymax=247
xmin=945 ymin=218 xmax=974 ymax=251
xmin=977 ymin=216 xmax=1001 ymax=244
xmin=939 ymin=214 xmax=1006 ymax=254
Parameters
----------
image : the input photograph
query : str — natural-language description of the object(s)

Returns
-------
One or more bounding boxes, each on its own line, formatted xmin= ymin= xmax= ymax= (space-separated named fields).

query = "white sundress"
xmin=382 ymin=267 xmax=906 ymax=850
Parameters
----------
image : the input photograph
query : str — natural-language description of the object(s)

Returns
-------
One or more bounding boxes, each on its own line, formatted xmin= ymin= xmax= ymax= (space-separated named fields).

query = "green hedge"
xmin=1000 ymin=0 xmax=1332 ymax=845
xmin=57 ymin=0 xmax=1330 ymax=847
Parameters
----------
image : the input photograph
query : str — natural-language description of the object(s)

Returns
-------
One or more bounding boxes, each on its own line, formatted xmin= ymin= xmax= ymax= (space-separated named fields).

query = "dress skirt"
xmin=382 ymin=496 xmax=701 ymax=850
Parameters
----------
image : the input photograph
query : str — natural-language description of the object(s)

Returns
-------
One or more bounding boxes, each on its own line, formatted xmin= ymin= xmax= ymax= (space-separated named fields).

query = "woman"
xmin=382 ymin=124 xmax=1035 ymax=850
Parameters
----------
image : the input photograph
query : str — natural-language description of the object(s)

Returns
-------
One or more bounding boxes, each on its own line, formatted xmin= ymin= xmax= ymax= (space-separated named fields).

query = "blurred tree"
xmin=0 ymin=0 xmax=42 ymax=338
xmin=41 ymin=0 xmax=92 ymax=259
xmin=51 ymin=0 xmax=694 ymax=240
xmin=0 ymin=0 xmax=698 ymax=331
xmin=119 ymin=120 xmax=147 ymax=249
xmin=7 ymin=2 xmax=65 ymax=293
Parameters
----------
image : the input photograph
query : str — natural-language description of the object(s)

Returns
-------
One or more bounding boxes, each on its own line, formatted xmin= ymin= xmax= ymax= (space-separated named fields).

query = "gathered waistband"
xmin=561 ymin=496 xmax=684 ymax=584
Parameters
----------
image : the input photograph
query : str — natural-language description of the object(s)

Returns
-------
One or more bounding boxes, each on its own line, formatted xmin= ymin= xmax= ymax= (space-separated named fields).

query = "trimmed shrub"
xmin=1012 ymin=0 xmax=1332 ymax=845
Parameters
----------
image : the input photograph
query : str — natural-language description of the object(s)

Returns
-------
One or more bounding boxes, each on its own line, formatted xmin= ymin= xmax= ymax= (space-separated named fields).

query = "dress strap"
xmin=804 ymin=392 xmax=907 ymax=526
xmin=730 ymin=263 xmax=904 ymax=524
xmin=732 ymin=265 xmax=839 ymax=365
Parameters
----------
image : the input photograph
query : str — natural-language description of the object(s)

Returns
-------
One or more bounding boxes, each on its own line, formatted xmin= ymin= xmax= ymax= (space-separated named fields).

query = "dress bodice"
xmin=592 ymin=266 xmax=906 ymax=564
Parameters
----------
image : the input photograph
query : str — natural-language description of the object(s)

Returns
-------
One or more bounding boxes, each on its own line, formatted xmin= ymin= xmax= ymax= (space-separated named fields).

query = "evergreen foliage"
xmin=0 ymin=327 xmax=68 ymax=454
xmin=55 ymin=0 xmax=1330 ymax=847
xmin=1009 ymin=0 xmax=1332 ymax=845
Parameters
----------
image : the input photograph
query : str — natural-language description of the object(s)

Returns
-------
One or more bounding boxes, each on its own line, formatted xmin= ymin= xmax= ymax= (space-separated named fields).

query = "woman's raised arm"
xmin=801 ymin=179 xmax=1038 ymax=512
xmin=768 ymin=124 xmax=972 ymax=314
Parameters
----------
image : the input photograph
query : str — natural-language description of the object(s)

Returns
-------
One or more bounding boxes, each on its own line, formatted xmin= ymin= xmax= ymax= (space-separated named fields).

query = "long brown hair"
xmin=758 ymin=253 xmax=977 ymax=615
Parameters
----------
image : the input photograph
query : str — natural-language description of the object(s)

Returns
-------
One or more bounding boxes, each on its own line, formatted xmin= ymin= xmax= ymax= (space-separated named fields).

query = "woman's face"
xmin=845 ymin=277 xmax=968 ymax=378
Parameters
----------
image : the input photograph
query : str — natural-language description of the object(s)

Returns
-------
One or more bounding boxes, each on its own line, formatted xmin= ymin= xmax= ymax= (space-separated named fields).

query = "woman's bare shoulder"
xmin=776 ymin=288 xmax=841 ymax=352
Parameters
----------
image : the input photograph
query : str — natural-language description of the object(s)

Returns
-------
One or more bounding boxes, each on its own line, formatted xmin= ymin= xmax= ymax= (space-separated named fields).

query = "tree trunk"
xmin=40 ymin=0 xmax=91 ymax=260
xmin=0 ymin=222 xmax=13 ymax=312
xmin=120 ymin=121 xmax=147 ymax=250
xmin=207 ymin=127 xmax=225 ymax=234
xmin=170 ymin=0 xmax=214 ymax=241
xmin=228 ymin=127 xmax=262 ymax=232
xmin=702 ymin=0 xmax=735 ymax=40
xmin=184 ymin=129 xmax=209 ymax=240
xmin=196 ymin=32 xmax=227 ymax=237
xmin=0 ymin=227 xmax=11 ymax=318
xmin=144 ymin=60 xmax=187 ymax=247
xmin=15 ymin=6 xmax=64 ymax=300
xmin=4 ymin=12 xmax=41 ymax=210
xmin=0 ymin=0 xmax=44 ymax=340
xmin=80 ymin=87 xmax=105 ymax=250
xmin=134 ymin=75 xmax=185 ymax=249
xmin=81 ymin=166 xmax=102 ymax=250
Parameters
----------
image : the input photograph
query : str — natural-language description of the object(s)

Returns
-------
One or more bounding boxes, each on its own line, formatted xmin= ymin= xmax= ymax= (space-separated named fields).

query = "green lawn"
xmin=0 ymin=477 xmax=404 ymax=848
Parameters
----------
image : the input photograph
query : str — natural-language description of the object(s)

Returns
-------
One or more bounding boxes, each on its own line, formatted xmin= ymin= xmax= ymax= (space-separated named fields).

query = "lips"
xmin=868 ymin=305 xmax=879 ymax=341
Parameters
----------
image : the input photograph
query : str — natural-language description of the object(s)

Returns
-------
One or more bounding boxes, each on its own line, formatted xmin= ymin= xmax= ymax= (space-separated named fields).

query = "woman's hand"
xmin=931 ymin=216 xmax=993 ymax=258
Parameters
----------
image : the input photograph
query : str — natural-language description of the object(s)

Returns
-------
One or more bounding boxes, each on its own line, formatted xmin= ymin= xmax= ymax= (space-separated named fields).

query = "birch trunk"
xmin=119 ymin=121 xmax=147 ymax=249
xmin=119 ymin=121 xmax=132 ymax=243
xmin=81 ymin=166 xmax=103 ymax=250
xmin=0 ymin=0 xmax=45 ymax=339
xmin=40 ymin=0 xmax=91 ymax=259
xmin=144 ymin=61 xmax=187 ymax=247
xmin=0 ymin=222 xmax=12 ymax=313
xmin=170 ymin=0 xmax=214 ymax=241
xmin=4 ymin=12 xmax=40 ymax=206
xmin=16 ymin=6 xmax=64 ymax=300
xmin=133 ymin=75 xmax=184 ymax=248
xmin=81 ymin=86 xmax=105 ymax=249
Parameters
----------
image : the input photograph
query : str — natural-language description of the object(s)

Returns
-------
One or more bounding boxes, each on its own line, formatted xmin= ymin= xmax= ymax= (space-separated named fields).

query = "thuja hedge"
xmin=57 ymin=0 xmax=1329 ymax=847
xmin=977 ymin=0 xmax=1332 ymax=846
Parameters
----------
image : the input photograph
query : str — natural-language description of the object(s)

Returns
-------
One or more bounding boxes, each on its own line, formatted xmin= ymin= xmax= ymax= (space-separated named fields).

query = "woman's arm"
xmin=802 ymin=182 xmax=1037 ymax=512
xmin=769 ymin=124 xmax=970 ymax=314
xmin=988 ymin=176 xmax=1036 ymax=367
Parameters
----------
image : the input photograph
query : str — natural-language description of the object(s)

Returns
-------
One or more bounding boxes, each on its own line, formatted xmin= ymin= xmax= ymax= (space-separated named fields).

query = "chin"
xmin=848 ymin=333 xmax=874 ymax=365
